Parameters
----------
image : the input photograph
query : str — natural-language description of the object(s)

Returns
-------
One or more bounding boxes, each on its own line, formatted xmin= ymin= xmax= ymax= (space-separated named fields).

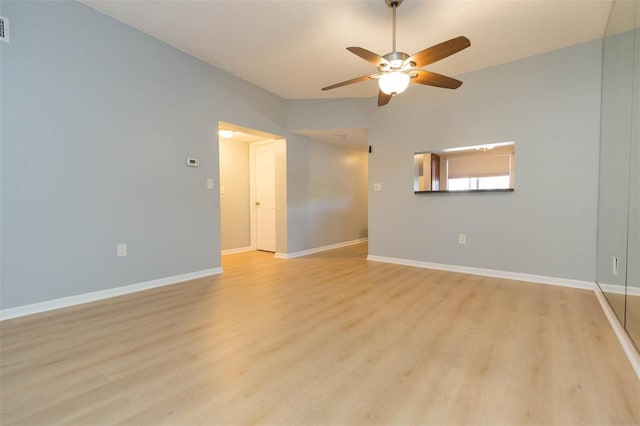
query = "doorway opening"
xmin=218 ymin=121 xmax=286 ymax=255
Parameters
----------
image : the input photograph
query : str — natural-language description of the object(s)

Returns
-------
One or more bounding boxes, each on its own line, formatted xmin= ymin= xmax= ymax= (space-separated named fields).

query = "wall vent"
xmin=0 ymin=16 xmax=9 ymax=43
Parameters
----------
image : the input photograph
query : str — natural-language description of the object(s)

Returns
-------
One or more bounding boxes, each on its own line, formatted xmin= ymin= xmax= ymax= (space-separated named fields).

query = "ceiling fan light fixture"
xmin=378 ymin=72 xmax=410 ymax=95
xmin=219 ymin=129 xmax=234 ymax=139
xmin=321 ymin=0 xmax=469 ymax=106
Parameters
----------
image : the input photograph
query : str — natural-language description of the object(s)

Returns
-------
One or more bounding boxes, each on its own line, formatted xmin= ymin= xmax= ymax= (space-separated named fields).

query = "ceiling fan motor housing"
xmin=380 ymin=51 xmax=412 ymax=71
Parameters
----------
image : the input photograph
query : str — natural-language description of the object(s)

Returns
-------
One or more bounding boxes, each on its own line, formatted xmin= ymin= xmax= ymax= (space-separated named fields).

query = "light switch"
xmin=373 ymin=183 xmax=382 ymax=192
xmin=207 ymin=179 xmax=214 ymax=190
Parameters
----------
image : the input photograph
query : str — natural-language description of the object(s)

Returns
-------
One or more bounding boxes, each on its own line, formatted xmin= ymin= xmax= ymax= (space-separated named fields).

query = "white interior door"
xmin=255 ymin=143 xmax=276 ymax=252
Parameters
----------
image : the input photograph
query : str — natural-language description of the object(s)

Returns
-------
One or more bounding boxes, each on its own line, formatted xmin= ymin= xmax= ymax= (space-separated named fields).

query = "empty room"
xmin=1 ymin=0 xmax=639 ymax=425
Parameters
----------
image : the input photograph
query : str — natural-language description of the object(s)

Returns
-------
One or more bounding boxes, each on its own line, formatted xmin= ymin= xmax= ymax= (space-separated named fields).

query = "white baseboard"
xmin=276 ymin=238 xmax=368 ymax=260
xmin=598 ymin=282 xmax=640 ymax=297
xmin=366 ymin=255 xmax=593 ymax=290
xmin=0 ymin=267 xmax=223 ymax=321
xmin=221 ymin=246 xmax=253 ymax=255
xmin=594 ymin=284 xmax=640 ymax=381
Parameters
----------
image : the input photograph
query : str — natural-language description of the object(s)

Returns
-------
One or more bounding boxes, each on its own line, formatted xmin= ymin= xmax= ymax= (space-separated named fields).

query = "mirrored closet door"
xmin=597 ymin=0 xmax=640 ymax=351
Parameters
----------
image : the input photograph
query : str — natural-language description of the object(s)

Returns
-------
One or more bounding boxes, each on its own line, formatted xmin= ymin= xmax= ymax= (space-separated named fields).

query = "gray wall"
xmin=284 ymin=99 xmax=371 ymax=254
xmin=286 ymin=134 xmax=368 ymax=254
xmin=286 ymin=98 xmax=374 ymax=131
xmin=219 ymin=139 xmax=251 ymax=251
xmin=0 ymin=1 xmax=286 ymax=309
xmin=367 ymin=39 xmax=603 ymax=282
xmin=273 ymin=138 xmax=289 ymax=255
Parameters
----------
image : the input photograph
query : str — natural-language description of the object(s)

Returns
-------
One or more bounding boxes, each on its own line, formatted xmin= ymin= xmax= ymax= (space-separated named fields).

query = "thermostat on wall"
xmin=186 ymin=158 xmax=200 ymax=167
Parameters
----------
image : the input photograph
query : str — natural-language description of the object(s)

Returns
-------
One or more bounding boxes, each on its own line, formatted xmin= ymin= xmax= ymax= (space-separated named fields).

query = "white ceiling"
xmin=83 ymin=0 xmax=614 ymax=100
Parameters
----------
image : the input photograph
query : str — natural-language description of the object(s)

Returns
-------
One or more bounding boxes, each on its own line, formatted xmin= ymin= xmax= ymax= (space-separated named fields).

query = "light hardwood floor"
xmin=1 ymin=243 xmax=639 ymax=425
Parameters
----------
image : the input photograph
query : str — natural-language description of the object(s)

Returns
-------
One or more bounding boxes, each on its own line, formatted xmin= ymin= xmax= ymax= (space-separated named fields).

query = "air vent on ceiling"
xmin=0 ymin=16 xmax=9 ymax=43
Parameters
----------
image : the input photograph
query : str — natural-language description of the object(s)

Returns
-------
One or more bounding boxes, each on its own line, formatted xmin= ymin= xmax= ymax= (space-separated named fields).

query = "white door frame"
xmin=249 ymin=139 xmax=277 ymax=251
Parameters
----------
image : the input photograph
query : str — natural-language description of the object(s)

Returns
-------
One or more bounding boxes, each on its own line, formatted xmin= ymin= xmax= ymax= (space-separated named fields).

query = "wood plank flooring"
xmin=1 ymin=243 xmax=639 ymax=425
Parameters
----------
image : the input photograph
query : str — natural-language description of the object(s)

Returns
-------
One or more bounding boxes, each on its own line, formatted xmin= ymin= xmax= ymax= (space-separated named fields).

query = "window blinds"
xmin=447 ymin=154 xmax=511 ymax=179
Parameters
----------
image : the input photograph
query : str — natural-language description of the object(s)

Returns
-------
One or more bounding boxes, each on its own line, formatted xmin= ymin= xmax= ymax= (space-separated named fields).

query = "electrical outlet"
xmin=373 ymin=183 xmax=382 ymax=192
xmin=117 ymin=243 xmax=127 ymax=257
xmin=458 ymin=233 xmax=467 ymax=245
xmin=207 ymin=178 xmax=214 ymax=190
xmin=186 ymin=158 xmax=200 ymax=167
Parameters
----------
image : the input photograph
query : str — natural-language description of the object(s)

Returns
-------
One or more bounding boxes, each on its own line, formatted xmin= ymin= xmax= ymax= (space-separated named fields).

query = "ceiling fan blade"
xmin=378 ymin=91 xmax=392 ymax=107
xmin=347 ymin=47 xmax=390 ymax=67
xmin=406 ymin=36 xmax=470 ymax=68
xmin=412 ymin=70 xmax=463 ymax=89
xmin=322 ymin=74 xmax=374 ymax=91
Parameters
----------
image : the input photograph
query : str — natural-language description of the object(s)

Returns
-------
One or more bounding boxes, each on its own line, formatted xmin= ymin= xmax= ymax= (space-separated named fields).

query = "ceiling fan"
xmin=322 ymin=0 xmax=471 ymax=106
